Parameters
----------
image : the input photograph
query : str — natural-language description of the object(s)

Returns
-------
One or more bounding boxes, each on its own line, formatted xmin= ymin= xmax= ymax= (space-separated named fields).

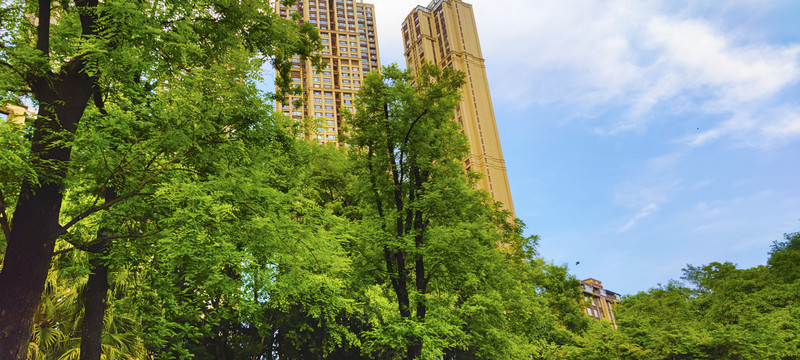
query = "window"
xmin=327 ymin=120 xmax=335 ymax=126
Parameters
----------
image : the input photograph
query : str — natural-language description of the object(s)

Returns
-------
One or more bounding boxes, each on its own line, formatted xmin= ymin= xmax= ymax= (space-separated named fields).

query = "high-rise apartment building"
xmin=402 ymin=0 xmax=514 ymax=215
xmin=274 ymin=0 xmax=380 ymax=144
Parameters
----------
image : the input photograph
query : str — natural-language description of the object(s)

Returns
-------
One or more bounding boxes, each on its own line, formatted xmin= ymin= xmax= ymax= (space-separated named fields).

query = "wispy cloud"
xmin=474 ymin=0 xmax=800 ymax=145
xmin=614 ymin=152 xmax=684 ymax=232
xmin=620 ymin=203 xmax=659 ymax=232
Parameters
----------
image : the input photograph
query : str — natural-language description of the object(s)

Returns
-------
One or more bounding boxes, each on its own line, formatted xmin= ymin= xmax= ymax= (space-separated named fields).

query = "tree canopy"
xmin=3 ymin=1 xmax=796 ymax=358
xmin=571 ymin=231 xmax=800 ymax=360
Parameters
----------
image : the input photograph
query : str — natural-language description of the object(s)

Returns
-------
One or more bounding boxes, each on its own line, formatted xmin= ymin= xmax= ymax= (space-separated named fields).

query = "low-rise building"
xmin=1 ymin=103 xmax=35 ymax=124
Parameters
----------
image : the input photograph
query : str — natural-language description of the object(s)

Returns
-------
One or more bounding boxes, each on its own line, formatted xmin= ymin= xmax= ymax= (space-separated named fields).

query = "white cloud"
xmin=685 ymin=105 xmax=800 ymax=148
xmin=469 ymin=0 xmax=800 ymax=145
xmin=620 ymin=203 xmax=658 ymax=232
xmin=614 ymin=152 xmax=684 ymax=231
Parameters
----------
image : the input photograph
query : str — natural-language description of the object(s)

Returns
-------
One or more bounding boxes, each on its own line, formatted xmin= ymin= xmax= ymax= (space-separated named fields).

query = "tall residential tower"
xmin=274 ymin=0 xmax=381 ymax=144
xmin=403 ymin=0 xmax=514 ymax=215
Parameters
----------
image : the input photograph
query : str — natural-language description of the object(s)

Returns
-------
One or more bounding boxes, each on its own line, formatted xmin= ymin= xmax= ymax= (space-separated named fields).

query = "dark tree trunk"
xmin=79 ymin=239 xmax=111 ymax=360
xmin=406 ymin=341 xmax=422 ymax=360
xmin=0 ymin=180 xmax=63 ymax=358
xmin=0 ymin=74 xmax=91 ymax=358
xmin=0 ymin=1 xmax=96 ymax=355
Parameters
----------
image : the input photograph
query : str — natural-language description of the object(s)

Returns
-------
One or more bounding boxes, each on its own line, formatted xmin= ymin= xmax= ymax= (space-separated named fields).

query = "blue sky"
xmin=369 ymin=0 xmax=800 ymax=295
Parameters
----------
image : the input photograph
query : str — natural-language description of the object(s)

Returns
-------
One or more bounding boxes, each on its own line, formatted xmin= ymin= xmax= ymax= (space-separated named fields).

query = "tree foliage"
xmin=573 ymin=231 xmax=800 ymax=360
xmin=4 ymin=0 xmax=723 ymax=357
xmin=0 ymin=0 xmax=320 ymax=358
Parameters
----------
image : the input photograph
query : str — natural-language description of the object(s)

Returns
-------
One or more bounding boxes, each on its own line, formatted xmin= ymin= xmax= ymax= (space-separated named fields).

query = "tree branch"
xmin=397 ymin=108 xmax=428 ymax=187
xmin=402 ymin=108 xmax=428 ymax=148
xmin=58 ymin=156 xmax=181 ymax=234
xmin=54 ymin=227 xmax=165 ymax=256
xmin=0 ymin=86 xmax=32 ymax=93
xmin=36 ymin=0 xmax=51 ymax=55
xmin=0 ymin=60 xmax=28 ymax=81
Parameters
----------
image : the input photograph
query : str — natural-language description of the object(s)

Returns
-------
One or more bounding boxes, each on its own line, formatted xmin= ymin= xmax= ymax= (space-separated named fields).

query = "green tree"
xmin=0 ymin=0 xmax=321 ymax=357
xmin=583 ymin=230 xmax=800 ymax=360
xmin=768 ymin=232 xmax=800 ymax=282
xmin=342 ymin=63 xmax=561 ymax=360
xmin=347 ymin=63 xmax=468 ymax=359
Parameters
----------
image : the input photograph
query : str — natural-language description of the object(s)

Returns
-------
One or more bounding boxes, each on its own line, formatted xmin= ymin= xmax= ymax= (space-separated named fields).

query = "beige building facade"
xmin=581 ymin=278 xmax=621 ymax=328
xmin=402 ymin=0 xmax=514 ymax=215
xmin=274 ymin=0 xmax=380 ymax=144
xmin=0 ymin=103 xmax=35 ymax=124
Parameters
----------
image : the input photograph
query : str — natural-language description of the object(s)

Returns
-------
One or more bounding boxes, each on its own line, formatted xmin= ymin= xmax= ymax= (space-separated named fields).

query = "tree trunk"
xmin=0 ymin=181 xmax=63 ymax=358
xmin=0 ymin=61 xmax=93 ymax=360
xmin=79 ymin=240 xmax=110 ymax=360
xmin=0 ymin=0 xmax=97 ymax=355
xmin=405 ymin=341 xmax=422 ymax=360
